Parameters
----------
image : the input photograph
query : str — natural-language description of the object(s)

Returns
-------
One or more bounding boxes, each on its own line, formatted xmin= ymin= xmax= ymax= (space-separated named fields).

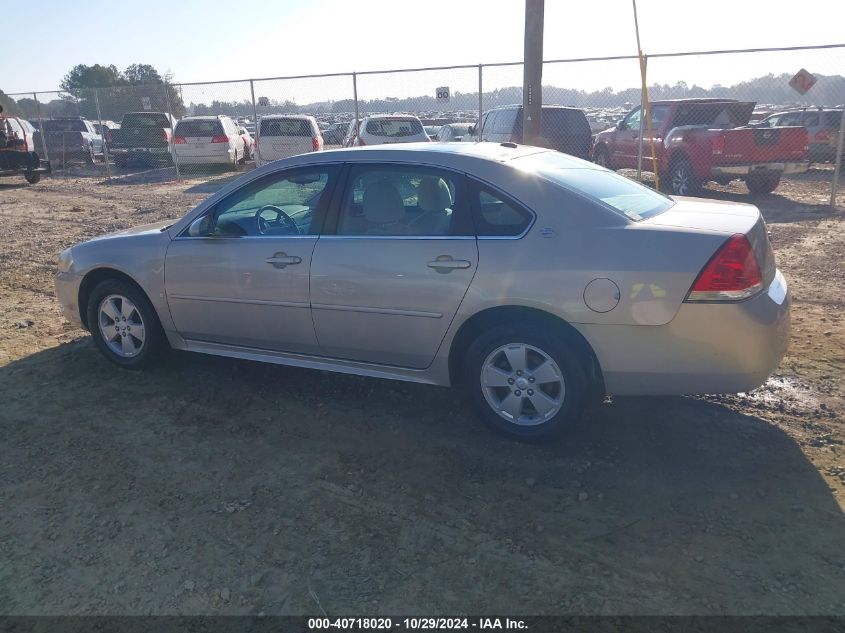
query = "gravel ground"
xmin=1 ymin=162 xmax=844 ymax=615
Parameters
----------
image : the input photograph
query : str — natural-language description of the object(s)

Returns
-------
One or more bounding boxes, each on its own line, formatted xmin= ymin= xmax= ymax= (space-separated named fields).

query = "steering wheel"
xmin=255 ymin=205 xmax=299 ymax=235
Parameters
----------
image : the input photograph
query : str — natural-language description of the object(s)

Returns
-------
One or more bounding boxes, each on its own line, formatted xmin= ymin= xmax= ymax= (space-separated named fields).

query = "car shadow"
xmin=2 ymin=340 xmax=843 ymax=614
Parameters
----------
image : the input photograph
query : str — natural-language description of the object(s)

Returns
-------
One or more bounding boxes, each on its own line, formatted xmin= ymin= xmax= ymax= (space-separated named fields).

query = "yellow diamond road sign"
xmin=789 ymin=68 xmax=817 ymax=95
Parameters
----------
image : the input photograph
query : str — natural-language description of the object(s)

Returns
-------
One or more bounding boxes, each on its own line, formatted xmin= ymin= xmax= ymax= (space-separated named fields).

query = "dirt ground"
xmin=1 ymin=162 xmax=844 ymax=616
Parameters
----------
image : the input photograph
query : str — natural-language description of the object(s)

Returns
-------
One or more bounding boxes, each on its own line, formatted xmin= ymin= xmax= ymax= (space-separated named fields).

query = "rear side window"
xmin=802 ymin=112 xmax=820 ymax=127
xmin=122 ymin=113 xmax=170 ymax=128
xmin=365 ymin=119 xmax=423 ymax=137
xmin=542 ymin=109 xmax=591 ymax=136
xmin=175 ymin=119 xmax=224 ymax=136
xmin=260 ymin=119 xmax=312 ymax=137
xmin=471 ymin=183 xmax=533 ymax=237
xmin=825 ymin=111 xmax=842 ymax=127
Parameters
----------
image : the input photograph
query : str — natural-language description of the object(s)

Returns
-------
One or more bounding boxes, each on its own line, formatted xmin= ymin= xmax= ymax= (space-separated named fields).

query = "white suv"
xmin=256 ymin=115 xmax=323 ymax=166
xmin=172 ymin=115 xmax=244 ymax=167
xmin=343 ymin=114 xmax=429 ymax=147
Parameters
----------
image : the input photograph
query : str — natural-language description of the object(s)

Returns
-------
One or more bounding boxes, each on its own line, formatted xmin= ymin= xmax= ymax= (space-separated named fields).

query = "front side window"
xmin=336 ymin=166 xmax=468 ymax=237
xmin=493 ymin=109 xmax=519 ymax=134
xmin=622 ymin=108 xmax=642 ymax=131
xmin=191 ymin=169 xmax=334 ymax=237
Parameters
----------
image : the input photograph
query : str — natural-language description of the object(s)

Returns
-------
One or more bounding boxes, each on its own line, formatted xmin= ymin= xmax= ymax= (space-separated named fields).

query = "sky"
xmin=2 ymin=0 xmax=844 ymax=103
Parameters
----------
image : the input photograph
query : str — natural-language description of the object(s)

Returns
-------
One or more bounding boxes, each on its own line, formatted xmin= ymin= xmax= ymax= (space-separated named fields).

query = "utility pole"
xmin=523 ymin=0 xmax=544 ymax=146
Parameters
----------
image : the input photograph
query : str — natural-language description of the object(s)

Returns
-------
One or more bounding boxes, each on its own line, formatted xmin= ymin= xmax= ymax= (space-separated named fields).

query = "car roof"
xmin=363 ymin=114 xmax=422 ymax=120
xmin=281 ymin=141 xmax=597 ymax=170
xmin=260 ymin=114 xmax=314 ymax=120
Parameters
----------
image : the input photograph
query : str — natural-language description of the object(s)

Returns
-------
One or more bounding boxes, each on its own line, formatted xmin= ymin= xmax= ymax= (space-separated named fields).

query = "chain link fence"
xmin=4 ymin=44 xmax=844 ymax=203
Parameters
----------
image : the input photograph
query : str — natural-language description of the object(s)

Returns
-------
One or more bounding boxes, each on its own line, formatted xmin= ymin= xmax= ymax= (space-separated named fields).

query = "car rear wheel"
xmin=86 ymin=279 xmax=164 ymax=369
xmin=668 ymin=157 xmax=700 ymax=196
xmin=463 ymin=324 xmax=586 ymax=440
xmin=24 ymin=172 xmax=41 ymax=184
xmin=746 ymin=172 xmax=781 ymax=195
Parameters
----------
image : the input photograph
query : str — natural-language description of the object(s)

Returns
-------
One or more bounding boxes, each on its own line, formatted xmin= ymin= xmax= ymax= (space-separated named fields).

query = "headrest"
xmin=363 ymin=181 xmax=405 ymax=224
xmin=417 ymin=177 xmax=452 ymax=213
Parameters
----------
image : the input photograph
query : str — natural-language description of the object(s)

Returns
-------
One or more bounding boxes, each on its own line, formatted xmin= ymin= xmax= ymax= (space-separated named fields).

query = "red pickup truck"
xmin=592 ymin=99 xmax=809 ymax=195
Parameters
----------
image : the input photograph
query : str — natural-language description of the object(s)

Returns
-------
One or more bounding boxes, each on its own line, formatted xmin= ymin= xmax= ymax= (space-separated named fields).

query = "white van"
xmin=256 ymin=115 xmax=323 ymax=165
xmin=172 ymin=115 xmax=244 ymax=166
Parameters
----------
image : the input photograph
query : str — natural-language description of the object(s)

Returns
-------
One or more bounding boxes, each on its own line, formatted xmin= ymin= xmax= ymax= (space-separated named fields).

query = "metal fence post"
xmin=249 ymin=79 xmax=258 ymax=127
xmin=830 ymin=107 xmax=845 ymax=208
xmin=93 ymin=88 xmax=112 ymax=180
xmin=478 ymin=64 xmax=483 ymax=132
xmin=33 ymin=92 xmax=49 ymax=163
xmin=163 ymin=82 xmax=181 ymax=180
xmin=636 ymin=54 xmax=647 ymax=181
xmin=352 ymin=72 xmax=360 ymax=136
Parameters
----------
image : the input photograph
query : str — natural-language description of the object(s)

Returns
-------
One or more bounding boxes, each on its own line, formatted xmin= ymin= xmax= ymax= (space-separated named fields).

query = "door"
xmin=613 ymin=107 xmax=643 ymax=168
xmin=310 ymin=163 xmax=478 ymax=369
xmin=165 ymin=166 xmax=338 ymax=353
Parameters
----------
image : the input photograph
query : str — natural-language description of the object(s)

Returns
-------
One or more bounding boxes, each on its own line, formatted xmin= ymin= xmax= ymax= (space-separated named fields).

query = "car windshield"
xmin=122 ymin=113 xmax=170 ymax=128
xmin=260 ymin=119 xmax=312 ymax=137
xmin=365 ymin=119 xmax=423 ymax=137
xmin=514 ymin=152 xmax=673 ymax=221
xmin=42 ymin=119 xmax=86 ymax=132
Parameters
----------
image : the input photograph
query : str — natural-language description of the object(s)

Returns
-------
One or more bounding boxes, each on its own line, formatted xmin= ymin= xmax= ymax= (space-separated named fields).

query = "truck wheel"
xmin=746 ymin=173 xmax=781 ymax=195
xmin=668 ymin=157 xmax=701 ymax=196
xmin=86 ymin=145 xmax=96 ymax=165
xmin=594 ymin=145 xmax=612 ymax=170
xmin=24 ymin=172 xmax=41 ymax=185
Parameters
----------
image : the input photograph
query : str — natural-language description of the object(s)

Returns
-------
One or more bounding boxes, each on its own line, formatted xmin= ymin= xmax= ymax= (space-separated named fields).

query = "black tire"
xmin=85 ymin=145 xmax=96 ymax=166
xmin=24 ymin=172 xmax=41 ymax=184
xmin=746 ymin=172 xmax=781 ymax=195
xmin=594 ymin=144 xmax=612 ymax=170
xmin=667 ymin=156 xmax=701 ymax=196
xmin=462 ymin=323 xmax=587 ymax=441
xmin=86 ymin=279 xmax=164 ymax=370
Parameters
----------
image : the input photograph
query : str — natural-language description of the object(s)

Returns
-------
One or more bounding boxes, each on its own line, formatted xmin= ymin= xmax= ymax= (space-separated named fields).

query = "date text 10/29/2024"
xmin=308 ymin=617 xmax=529 ymax=630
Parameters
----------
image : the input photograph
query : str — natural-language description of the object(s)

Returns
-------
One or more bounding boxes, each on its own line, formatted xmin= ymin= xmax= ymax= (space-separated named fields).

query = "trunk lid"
xmin=641 ymin=197 xmax=775 ymax=285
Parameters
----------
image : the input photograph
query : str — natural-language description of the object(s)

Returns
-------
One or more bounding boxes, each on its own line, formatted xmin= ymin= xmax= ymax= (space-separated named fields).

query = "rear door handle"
xmin=427 ymin=256 xmax=472 ymax=273
xmin=265 ymin=252 xmax=302 ymax=269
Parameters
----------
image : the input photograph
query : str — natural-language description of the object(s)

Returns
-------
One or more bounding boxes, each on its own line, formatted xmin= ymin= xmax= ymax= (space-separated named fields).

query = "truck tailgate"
xmin=718 ymin=126 xmax=808 ymax=164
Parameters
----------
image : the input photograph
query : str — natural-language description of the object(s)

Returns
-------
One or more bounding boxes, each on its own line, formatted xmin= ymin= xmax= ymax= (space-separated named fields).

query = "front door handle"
xmin=265 ymin=252 xmax=302 ymax=269
xmin=427 ymin=256 xmax=472 ymax=273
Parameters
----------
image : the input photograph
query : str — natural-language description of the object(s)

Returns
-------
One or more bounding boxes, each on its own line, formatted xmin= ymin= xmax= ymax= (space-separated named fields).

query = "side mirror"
xmin=187 ymin=215 xmax=213 ymax=237
xmin=468 ymin=125 xmax=475 ymax=135
xmin=617 ymin=121 xmax=627 ymax=131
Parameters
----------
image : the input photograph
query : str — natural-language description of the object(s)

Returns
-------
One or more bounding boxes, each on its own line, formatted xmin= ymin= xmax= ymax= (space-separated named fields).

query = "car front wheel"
xmin=86 ymin=279 xmax=164 ymax=369
xmin=463 ymin=324 xmax=586 ymax=440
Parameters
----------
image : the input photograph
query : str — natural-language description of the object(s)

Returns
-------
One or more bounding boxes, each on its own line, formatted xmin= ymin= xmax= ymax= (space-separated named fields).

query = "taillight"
xmin=711 ymin=135 xmax=725 ymax=155
xmin=686 ymin=234 xmax=763 ymax=302
xmin=211 ymin=135 xmax=229 ymax=143
xmin=356 ymin=136 xmax=366 ymax=146
xmin=162 ymin=129 xmax=171 ymax=142
xmin=106 ymin=130 xmax=113 ymax=143
xmin=815 ymin=130 xmax=831 ymax=141
xmin=79 ymin=132 xmax=85 ymax=146
xmin=174 ymin=136 xmax=187 ymax=144
xmin=312 ymin=136 xmax=321 ymax=151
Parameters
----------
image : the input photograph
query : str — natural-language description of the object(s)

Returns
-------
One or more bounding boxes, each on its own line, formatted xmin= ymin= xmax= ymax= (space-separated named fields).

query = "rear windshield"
xmin=542 ymin=109 xmax=591 ymax=136
xmin=260 ymin=119 xmax=312 ymax=137
xmin=825 ymin=111 xmax=843 ymax=127
xmin=175 ymin=119 xmax=224 ymax=136
xmin=365 ymin=119 xmax=423 ymax=137
xmin=42 ymin=119 xmax=86 ymax=132
xmin=515 ymin=152 xmax=673 ymax=221
xmin=122 ymin=113 xmax=170 ymax=128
